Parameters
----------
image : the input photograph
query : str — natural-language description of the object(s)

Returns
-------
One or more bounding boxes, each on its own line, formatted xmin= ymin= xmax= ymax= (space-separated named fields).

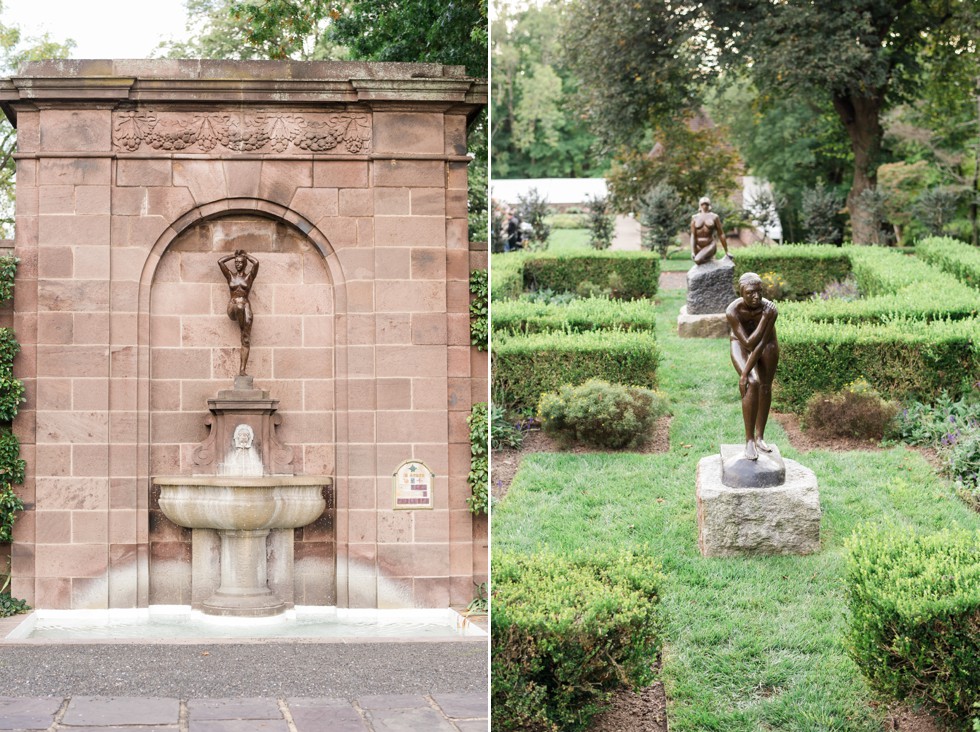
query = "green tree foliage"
xmin=705 ymin=77 xmax=852 ymax=242
xmin=331 ymin=0 xmax=485 ymax=76
xmin=0 ymin=3 xmax=74 ymax=236
xmin=491 ymin=0 xmax=603 ymax=179
xmin=161 ymin=0 xmax=345 ymax=59
xmin=563 ymin=0 xmax=977 ymax=244
xmin=705 ymin=0 xmax=975 ymax=244
xmin=605 ymin=116 xmax=740 ymax=215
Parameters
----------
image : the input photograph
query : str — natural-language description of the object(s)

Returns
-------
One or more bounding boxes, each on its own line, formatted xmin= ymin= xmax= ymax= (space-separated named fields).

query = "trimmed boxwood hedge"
xmin=492 ymin=549 xmax=665 ymax=732
xmin=845 ymin=526 xmax=980 ymax=728
xmin=491 ymin=297 xmax=658 ymax=336
xmin=775 ymin=317 xmax=980 ymax=411
xmin=491 ymin=252 xmax=529 ymax=301
xmin=917 ymin=236 xmax=980 ymax=291
xmin=492 ymin=330 xmax=659 ymax=411
xmin=490 ymin=251 xmax=660 ymax=301
xmin=522 ymin=252 xmax=660 ymax=300
xmin=733 ymin=244 xmax=852 ymax=300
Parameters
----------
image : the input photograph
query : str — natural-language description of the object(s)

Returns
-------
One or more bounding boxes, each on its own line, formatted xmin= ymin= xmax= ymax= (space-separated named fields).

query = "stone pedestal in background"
xmin=678 ymin=257 xmax=736 ymax=338
xmin=696 ymin=445 xmax=821 ymax=557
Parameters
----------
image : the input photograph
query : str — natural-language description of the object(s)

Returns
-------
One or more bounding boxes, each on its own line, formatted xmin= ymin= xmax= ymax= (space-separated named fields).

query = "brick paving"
xmin=0 ymin=693 xmax=488 ymax=731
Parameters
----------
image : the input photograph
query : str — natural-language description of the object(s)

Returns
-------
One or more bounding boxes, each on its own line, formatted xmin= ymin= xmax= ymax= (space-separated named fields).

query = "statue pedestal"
xmin=678 ymin=257 xmax=736 ymax=338
xmin=678 ymin=306 xmax=729 ymax=338
xmin=686 ymin=257 xmax=736 ymax=314
xmin=696 ymin=445 xmax=821 ymax=557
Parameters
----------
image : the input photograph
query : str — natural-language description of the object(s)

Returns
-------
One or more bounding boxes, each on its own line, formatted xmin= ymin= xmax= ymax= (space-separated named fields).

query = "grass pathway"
xmin=492 ymin=288 xmax=980 ymax=731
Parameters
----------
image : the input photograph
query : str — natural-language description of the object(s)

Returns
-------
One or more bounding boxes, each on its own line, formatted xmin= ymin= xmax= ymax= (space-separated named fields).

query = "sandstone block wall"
xmin=1 ymin=60 xmax=487 ymax=610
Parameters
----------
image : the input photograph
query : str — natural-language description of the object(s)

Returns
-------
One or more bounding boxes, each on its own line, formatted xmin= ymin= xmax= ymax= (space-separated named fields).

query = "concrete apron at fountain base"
xmin=154 ymin=376 xmax=330 ymax=618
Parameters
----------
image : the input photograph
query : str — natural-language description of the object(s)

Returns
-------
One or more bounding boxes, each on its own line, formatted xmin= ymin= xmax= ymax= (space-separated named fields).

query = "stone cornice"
xmin=0 ymin=60 xmax=487 ymax=127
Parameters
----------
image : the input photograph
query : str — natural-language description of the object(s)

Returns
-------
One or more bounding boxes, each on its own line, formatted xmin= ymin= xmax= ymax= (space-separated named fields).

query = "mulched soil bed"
xmin=588 ymin=681 xmax=668 ymax=732
xmin=772 ymin=411 xmax=887 ymax=453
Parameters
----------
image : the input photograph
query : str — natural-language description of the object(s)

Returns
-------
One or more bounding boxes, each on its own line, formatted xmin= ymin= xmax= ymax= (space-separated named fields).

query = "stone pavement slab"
xmin=188 ymin=721 xmax=289 ymax=732
xmin=187 ymin=697 xmax=282 ymax=720
xmin=62 ymin=697 xmax=180 ymax=726
xmin=431 ymin=692 xmax=488 ymax=719
xmin=0 ymin=692 xmax=488 ymax=731
xmin=0 ymin=696 xmax=64 ymax=729
xmin=287 ymin=698 xmax=368 ymax=732
xmin=359 ymin=695 xmax=460 ymax=732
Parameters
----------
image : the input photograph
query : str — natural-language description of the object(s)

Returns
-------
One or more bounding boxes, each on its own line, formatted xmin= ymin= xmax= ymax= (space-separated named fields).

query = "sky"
xmin=2 ymin=0 xmax=190 ymax=58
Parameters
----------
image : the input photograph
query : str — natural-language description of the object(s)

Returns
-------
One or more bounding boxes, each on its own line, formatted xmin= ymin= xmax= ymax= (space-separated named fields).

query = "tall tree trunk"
xmin=832 ymin=91 xmax=885 ymax=244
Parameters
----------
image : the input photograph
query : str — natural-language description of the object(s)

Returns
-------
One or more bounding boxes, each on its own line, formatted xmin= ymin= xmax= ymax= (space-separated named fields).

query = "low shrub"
xmin=522 ymin=252 xmax=660 ymax=300
xmin=845 ymin=526 xmax=980 ymax=728
xmin=775 ymin=317 xmax=980 ymax=412
xmin=537 ymin=379 xmax=668 ymax=450
xmin=733 ymin=244 xmax=851 ymax=300
xmin=801 ymin=379 xmax=899 ymax=440
xmin=492 ymin=549 xmax=665 ymax=732
xmin=467 ymin=403 xmax=488 ymax=515
xmin=491 ymin=297 xmax=658 ymax=336
xmin=492 ymin=331 xmax=660 ymax=411
xmin=918 ymin=236 xmax=980 ymax=291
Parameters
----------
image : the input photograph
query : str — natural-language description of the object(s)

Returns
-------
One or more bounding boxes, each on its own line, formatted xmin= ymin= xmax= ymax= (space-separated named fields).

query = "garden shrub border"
xmin=492 ymin=549 xmax=665 ymax=732
xmin=490 ymin=251 xmax=660 ymax=301
xmin=492 ymin=330 xmax=660 ymax=411
xmin=491 ymin=297 xmax=659 ymax=336
xmin=732 ymin=244 xmax=852 ymax=300
xmin=917 ymin=236 xmax=980 ymax=291
xmin=775 ymin=317 xmax=980 ymax=412
xmin=845 ymin=526 xmax=980 ymax=729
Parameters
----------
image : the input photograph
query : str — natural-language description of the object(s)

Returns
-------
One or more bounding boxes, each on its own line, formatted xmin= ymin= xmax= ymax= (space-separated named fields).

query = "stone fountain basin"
xmin=154 ymin=476 xmax=330 ymax=531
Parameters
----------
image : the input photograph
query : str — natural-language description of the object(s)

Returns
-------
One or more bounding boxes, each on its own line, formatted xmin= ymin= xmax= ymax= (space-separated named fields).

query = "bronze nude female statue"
xmin=218 ymin=249 xmax=259 ymax=376
xmin=691 ymin=196 xmax=730 ymax=265
xmin=726 ymin=272 xmax=779 ymax=460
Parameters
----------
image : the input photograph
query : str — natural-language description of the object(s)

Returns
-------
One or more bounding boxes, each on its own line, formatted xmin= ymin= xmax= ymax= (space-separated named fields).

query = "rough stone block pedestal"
xmin=678 ymin=257 xmax=736 ymax=338
xmin=686 ymin=257 xmax=736 ymax=314
xmin=696 ymin=446 xmax=821 ymax=557
xmin=678 ymin=306 xmax=730 ymax=338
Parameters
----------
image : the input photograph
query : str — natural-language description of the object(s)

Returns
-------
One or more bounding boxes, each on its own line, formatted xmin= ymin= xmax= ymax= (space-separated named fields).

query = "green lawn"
xmin=491 ymin=288 xmax=980 ymax=731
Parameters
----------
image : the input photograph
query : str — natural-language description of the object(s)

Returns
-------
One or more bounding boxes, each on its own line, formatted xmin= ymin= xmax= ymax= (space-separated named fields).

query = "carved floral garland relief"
xmin=113 ymin=111 xmax=372 ymax=154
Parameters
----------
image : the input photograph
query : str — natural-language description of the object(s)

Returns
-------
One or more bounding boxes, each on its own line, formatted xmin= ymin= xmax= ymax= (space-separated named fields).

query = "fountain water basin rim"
xmin=3 ymin=606 xmax=487 ymax=644
xmin=154 ymin=475 xmax=330 ymax=532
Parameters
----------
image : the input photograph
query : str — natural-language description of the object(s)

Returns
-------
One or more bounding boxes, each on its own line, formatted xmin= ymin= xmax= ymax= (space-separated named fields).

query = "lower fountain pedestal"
xmin=155 ymin=477 xmax=330 ymax=617
xmin=204 ymin=528 xmax=285 ymax=616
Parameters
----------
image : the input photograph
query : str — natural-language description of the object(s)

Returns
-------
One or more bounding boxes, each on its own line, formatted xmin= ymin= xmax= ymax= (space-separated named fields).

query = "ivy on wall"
xmin=0 ymin=256 xmax=24 ymax=544
xmin=469 ymin=269 xmax=488 ymax=351
xmin=467 ymin=402 xmax=488 ymax=515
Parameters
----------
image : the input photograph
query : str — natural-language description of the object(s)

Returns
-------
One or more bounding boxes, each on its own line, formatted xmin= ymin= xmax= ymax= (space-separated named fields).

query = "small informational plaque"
xmin=392 ymin=459 xmax=435 ymax=510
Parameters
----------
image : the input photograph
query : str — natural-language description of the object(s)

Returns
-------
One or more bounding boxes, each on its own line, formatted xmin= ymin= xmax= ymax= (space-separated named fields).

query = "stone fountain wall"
xmin=1 ymin=60 xmax=488 ymax=610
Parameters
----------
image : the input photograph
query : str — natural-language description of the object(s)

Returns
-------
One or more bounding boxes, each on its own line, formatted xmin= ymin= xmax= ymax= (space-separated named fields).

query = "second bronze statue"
xmin=218 ymin=249 xmax=260 ymax=376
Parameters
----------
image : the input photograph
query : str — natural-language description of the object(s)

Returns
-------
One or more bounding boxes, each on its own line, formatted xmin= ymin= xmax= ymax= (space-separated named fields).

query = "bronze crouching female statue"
xmin=726 ymin=272 xmax=778 ymax=460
